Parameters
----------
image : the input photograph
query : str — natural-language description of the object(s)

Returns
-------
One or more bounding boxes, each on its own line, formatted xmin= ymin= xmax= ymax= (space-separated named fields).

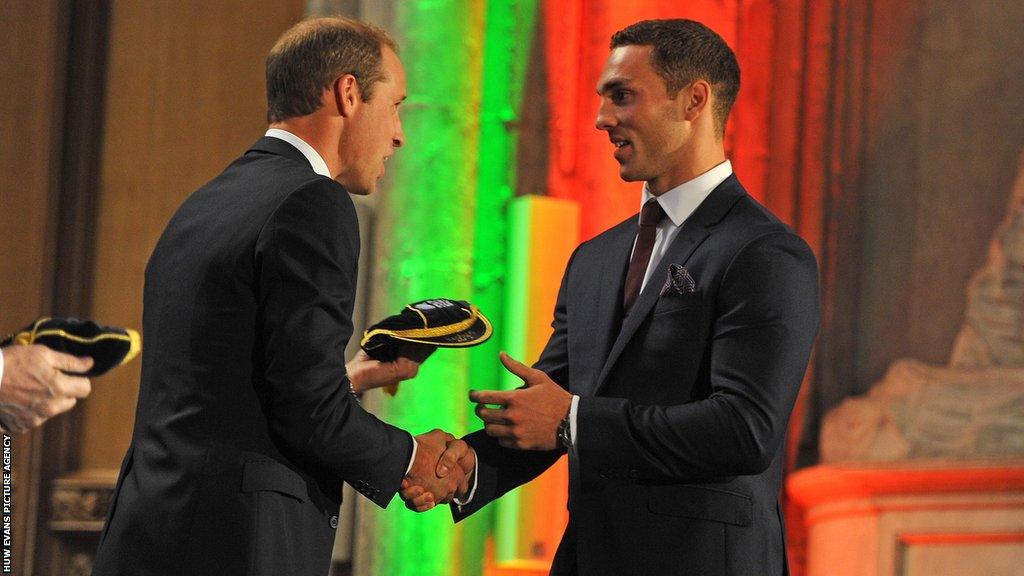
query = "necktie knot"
xmin=640 ymin=199 xmax=665 ymax=227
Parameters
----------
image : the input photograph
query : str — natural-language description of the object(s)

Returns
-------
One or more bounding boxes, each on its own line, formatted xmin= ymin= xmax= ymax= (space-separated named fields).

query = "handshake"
xmin=402 ymin=429 xmax=476 ymax=512
xmin=350 ymin=343 xmax=574 ymax=513
xmin=347 ymin=351 xmax=476 ymax=512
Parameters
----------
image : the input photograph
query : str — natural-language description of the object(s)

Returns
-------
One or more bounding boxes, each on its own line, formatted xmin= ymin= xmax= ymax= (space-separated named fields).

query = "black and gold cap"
xmin=1 ymin=317 xmax=141 ymax=377
xmin=360 ymin=298 xmax=492 ymax=362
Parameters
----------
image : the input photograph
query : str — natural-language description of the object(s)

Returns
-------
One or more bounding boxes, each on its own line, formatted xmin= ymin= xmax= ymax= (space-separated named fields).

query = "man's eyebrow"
xmin=597 ymin=79 xmax=629 ymax=95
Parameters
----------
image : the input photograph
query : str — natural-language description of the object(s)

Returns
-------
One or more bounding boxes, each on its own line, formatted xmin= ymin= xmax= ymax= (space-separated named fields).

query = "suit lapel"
xmin=591 ymin=175 xmax=746 ymax=396
xmin=575 ymin=221 xmax=635 ymax=398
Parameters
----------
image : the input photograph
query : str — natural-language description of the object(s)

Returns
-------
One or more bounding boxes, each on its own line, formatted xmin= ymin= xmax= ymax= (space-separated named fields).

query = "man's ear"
xmin=683 ymin=79 xmax=711 ymax=122
xmin=332 ymin=74 xmax=361 ymax=118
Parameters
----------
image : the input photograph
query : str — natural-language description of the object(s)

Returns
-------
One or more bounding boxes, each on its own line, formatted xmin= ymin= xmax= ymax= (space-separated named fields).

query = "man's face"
xmin=338 ymin=46 xmax=407 ymax=195
xmin=595 ymin=45 xmax=691 ymax=194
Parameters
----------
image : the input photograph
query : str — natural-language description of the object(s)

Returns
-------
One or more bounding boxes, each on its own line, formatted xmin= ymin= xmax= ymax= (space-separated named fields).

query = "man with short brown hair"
xmin=92 ymin=17 xmax=474 ymax=576
xmin=265 ymin=17 xmax=398 ymax=123
xmin=414 ymin=19 xmax=820 ymax=575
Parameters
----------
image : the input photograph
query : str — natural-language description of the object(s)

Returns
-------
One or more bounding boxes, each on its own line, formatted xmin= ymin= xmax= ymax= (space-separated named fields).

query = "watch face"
xmin=558 ymin=418 xmax=572 ymax=449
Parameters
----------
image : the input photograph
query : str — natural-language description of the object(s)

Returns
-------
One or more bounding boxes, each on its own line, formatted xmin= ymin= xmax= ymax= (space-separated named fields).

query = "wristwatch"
xmin=556 ymin=411 xmax=572 ymax=450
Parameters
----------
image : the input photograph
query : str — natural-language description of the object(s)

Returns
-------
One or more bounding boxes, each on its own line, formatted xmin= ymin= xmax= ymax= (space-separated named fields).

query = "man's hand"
xmin=346 ymin=349 xmax=421 ymax=395
xmin=471 ymin=352 xmax=571 ymax=451
xmin=0 ymin=345 xmax=93 ymax=434
xmin=402 ymin=429 xmax=469 ymax=511
xmin=401 ymin=437 xmax=476 ymax=512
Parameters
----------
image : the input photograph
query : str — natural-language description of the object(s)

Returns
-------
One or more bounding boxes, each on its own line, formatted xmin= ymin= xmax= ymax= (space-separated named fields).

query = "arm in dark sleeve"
xmin=451 ymin=244 xmax=582 ymax=520
xmin=255 ymin=181 xmax=412 ymax=508
xmin=532 ymin=243 xmax=579 ymax=386
xmin=577 ymin=231 xmax=820 ymax=480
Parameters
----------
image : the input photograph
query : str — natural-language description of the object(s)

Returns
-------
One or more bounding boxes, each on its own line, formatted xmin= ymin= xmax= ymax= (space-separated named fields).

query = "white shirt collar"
xmin=264 ymin=128 xmax=332 ymax=178
xmin=641 ymin=160 xmax=733 ymax=227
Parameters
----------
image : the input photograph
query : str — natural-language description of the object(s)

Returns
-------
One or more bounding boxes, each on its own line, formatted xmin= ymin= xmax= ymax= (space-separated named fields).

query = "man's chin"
xmin=337 ymin=178 xmax=374 ymax=196
xmin=618 ymin=167 xmax=645 ymax=182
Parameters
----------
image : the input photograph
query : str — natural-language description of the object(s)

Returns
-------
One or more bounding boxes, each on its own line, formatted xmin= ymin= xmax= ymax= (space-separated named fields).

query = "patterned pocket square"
xmin=660 ymin=263 xmax=696 ymax=296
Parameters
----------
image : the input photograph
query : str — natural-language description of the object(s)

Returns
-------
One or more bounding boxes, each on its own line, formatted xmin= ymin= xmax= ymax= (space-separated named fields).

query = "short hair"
xmin=611 ymin=19 xmax=740 ymax=135
xmin=266 ymin=16 xmax=398 ymax=123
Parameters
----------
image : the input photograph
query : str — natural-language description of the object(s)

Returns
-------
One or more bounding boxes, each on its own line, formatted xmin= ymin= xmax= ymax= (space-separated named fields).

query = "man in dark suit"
xmin=92 ymin=17 xmax=473 ymax=576
xmin=406 ymin=19 xmax=820 ymax=575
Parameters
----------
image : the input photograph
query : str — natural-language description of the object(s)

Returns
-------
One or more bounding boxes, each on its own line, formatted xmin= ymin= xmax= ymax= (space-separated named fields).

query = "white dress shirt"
xmin=265 ymin=128 xmax=332 ymax=177
xmin=566 ymin=160 xmax=734 ymax=445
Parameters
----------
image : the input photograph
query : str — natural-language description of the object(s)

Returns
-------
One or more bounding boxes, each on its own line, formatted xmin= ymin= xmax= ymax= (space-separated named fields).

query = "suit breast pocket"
xmin=646 ymin=301 xmax=708 ymax=350
xmin=652 ymin=293 xmax=702 ymax=316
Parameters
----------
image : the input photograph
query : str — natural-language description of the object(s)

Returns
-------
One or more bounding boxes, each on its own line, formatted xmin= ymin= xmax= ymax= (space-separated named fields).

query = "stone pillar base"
xmin=787 ymin=461 xmax=1024 ymax=576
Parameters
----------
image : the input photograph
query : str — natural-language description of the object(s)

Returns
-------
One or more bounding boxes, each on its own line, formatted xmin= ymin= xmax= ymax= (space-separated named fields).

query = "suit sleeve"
xmin=576 ymin=231 xmax=820 ymax=480
xmin=450 ymin=244 xmax=583 ymax=521
xmin=255 ymin=181 xmax=412 ymax=508
xmin=532 ymin=242 xmax=578 ymax=386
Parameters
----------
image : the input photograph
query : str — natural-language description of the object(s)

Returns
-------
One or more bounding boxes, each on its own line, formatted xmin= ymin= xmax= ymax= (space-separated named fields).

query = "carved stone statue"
xmin=821 ymin=152 xmax=1024 ymax=463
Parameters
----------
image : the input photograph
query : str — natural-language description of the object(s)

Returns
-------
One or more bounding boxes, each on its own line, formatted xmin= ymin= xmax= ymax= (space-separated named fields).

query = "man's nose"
xmin=595 ymin=101 xmax=615 ymax=131
xmin=393 ymin=121 xmax=405 ymax=148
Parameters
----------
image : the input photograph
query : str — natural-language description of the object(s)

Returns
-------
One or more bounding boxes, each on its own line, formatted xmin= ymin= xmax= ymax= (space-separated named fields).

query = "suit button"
xmin=329 ymin=515 xmax=339 ymax=529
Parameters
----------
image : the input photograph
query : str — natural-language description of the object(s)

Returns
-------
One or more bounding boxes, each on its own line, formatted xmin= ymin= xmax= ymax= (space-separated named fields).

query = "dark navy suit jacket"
xmin=93 ymin=138 xmax=413 ymax=576
xmin=455 ymin=175 xmax=820 ymax=576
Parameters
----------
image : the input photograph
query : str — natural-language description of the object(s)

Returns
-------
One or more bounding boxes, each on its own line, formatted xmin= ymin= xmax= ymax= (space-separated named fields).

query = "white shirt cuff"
xmin=452 ymin=454 xmax=479 ymax=512
xmin=404 ymin=435 xmax=417 ymax=476
xmin=568 ymin=394 xmax=580 ymax=446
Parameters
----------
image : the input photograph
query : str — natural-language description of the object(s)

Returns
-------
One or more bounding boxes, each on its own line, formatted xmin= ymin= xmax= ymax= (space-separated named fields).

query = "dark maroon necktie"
xmin=623 ymin=199 xmax=666 ymax=313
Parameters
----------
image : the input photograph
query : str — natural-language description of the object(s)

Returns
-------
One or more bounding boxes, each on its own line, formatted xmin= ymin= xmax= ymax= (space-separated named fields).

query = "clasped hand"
xmin=346 ymin=351 xmax=476 ymax=512
xmin=363 ymin=351 xmax=565 ymax=512
xmin=402 ymin=353 xmax=569 ymax=510
xmin=401 ymin=429 xmax=475 ymax=512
